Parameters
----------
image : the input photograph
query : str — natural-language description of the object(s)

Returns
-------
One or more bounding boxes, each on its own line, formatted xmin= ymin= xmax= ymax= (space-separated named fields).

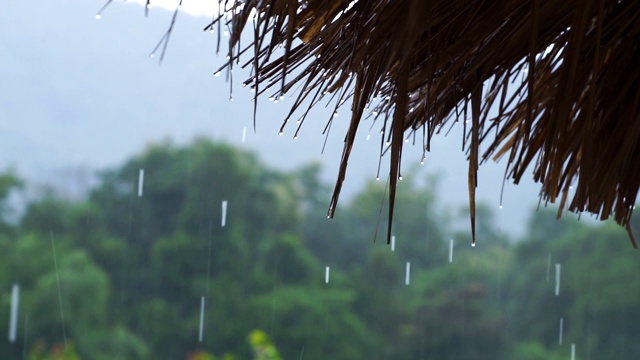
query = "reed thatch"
xmin=201 ymin=0 xmax=640 ymax=246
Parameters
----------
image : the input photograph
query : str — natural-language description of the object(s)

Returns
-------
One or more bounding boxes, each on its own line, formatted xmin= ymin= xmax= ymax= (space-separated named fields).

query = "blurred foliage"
xmin=0 ymin=139 xmax=638 ymax=359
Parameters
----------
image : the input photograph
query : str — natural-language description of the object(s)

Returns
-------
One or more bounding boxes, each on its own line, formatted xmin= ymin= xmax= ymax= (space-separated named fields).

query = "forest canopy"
xmin=2 ymin=139 xmax=640 ymax=359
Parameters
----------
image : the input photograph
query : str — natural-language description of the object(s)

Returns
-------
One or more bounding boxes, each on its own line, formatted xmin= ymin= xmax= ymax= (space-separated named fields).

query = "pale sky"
xmin=125 ymin=0 xmax=217 ymax=17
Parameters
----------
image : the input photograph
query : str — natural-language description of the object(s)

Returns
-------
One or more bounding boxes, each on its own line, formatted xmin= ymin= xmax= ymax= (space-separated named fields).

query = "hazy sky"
xmin=0 ymin=0 xmax=584 ymax=239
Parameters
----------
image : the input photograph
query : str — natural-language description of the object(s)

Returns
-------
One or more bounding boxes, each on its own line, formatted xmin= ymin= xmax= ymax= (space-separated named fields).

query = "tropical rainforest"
xmin=1 ymin=139 xmax=639 ymax=359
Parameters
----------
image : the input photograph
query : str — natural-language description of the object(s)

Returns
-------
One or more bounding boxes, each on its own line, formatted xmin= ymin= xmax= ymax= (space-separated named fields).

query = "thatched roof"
xmin=202 ymin=0 xmax=639 ymax=246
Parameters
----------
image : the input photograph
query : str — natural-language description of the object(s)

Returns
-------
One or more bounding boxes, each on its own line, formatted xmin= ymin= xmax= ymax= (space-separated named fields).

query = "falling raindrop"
xmin=325 ymin=267 xmax=330 ymax=284
xmin=571 ymin=343 xmax=576 ymax=360
xmin=391 ymin=235 xmax=396 ymax=251
xmin=559 ymin=318 xmax=564 ymax=345
xmin=555 ymin=263 xmax=561 ymax=296
xmin=8 ymin=284 xmax=19 ymax=343
xmin=242 ymin=126 xmax=247 ymax=143
xmin=405 ymin=262 xmax=411 ymax=285
xmin=137 ymin=169 xmax=144 ymax=197
xmin=449 ymin=239 xmax=454 ymax=263
xmin=198 ymin=297 xmax=205 ymax=342
xmin=221 ymin=200 xmax=228 ymax=227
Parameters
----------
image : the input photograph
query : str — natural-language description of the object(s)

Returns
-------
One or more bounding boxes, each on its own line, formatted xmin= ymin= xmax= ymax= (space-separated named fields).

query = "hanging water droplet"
xmin=372 ymin=111 xmax=379 ymax=116
xmin=279 ymin=131 xmax=284 ymax=136
xmin=366 ymin=134 xmax=371 ymax=141
xmin=223 ymin=30 xmax=229 ymax=36
xmin=209 ymin=29 xmax=214 ymax=34
xmin=376 ymin=177 xmax=380 ymax=181
xmin=214 ymin=71 xmax=221 ymax=77
xmin=95 ymin=13 xmax=102 ymax=20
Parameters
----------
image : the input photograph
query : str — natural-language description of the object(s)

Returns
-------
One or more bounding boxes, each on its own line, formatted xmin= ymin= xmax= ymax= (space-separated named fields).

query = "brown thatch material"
xmin=204 ymin=0 xmax=640 ymax=246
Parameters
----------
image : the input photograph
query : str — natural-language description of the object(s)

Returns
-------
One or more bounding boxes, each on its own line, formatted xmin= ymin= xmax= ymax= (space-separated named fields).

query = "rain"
xmin=1 ymin=1 xmax=638 ymax=359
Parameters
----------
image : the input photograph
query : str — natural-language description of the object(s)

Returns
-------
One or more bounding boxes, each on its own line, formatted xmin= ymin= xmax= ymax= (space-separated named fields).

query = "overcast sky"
xmin=0 ymin=0 xmax=589 ymax=239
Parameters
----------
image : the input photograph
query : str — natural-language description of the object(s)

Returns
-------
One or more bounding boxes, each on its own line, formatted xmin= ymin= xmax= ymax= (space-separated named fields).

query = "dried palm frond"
xmin=205 ymin=0 xmax=640 ymax=247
